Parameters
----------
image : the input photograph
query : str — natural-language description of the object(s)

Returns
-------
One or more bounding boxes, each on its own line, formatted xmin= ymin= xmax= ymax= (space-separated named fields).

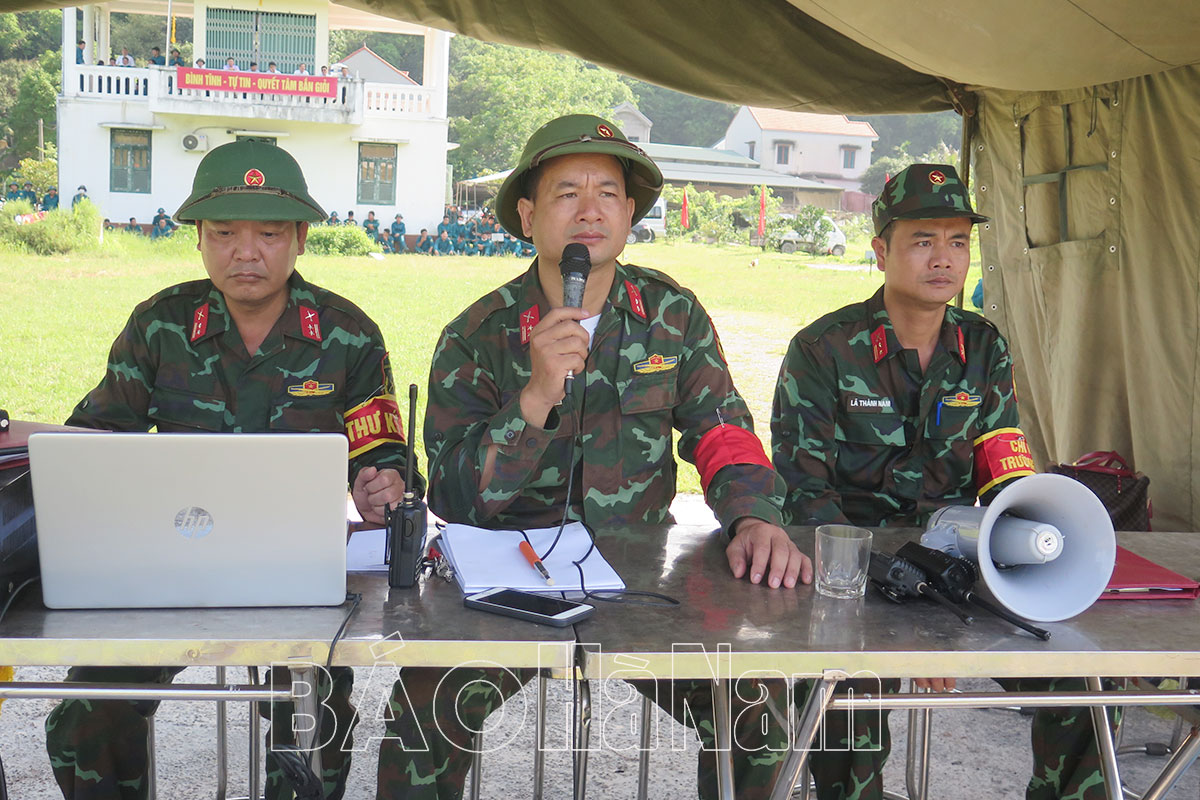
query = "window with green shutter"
xmin=111 ymin=129 xmax=151 ymax=194
xmin=358 ymin=144 xmax=397 ymax=205
xmin=205 ymin=8 xmax=315 ymax=73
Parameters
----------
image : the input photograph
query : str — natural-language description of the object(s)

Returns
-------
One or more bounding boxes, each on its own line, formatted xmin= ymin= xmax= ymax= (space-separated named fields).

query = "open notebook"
xmin=439 ymin=522 xmax=625 ymax=594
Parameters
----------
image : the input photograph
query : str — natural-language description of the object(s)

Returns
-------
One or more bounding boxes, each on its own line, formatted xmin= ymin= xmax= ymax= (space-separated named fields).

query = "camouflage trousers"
xmin=45 ymin=665 xmax=357 ymax=800
xmin=375 ymin=667 xmax=789 ymax=799
xmin=794 ymin=676 xmax=1117 ymax=800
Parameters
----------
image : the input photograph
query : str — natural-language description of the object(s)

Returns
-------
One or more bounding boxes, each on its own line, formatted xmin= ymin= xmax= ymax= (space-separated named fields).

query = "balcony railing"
xmin=64 ymin=65 xmax=438 ymax=123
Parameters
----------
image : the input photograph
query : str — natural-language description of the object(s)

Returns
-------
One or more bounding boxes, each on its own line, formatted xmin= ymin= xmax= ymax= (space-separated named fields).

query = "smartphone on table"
xmin=463 ymin=588 xmax=594 ymax=627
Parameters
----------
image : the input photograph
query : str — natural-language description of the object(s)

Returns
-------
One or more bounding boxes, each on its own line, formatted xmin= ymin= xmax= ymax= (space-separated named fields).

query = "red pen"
xmin=519 ymin=541 xmax=555 ymax=586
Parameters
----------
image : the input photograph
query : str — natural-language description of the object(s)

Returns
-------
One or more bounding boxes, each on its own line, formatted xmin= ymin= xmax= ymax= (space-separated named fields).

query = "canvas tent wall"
xmin=18 ymin=0 xmax=1200 ymax=527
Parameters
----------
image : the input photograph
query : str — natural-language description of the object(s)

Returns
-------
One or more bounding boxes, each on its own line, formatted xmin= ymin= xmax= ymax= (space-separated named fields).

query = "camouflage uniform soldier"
xmin=45 ymin=140 xmax=423 ymax=800
xmin=376 ymin=115 xmax=811 ymax=800
xmin=772 ymin=164 xmax=1106 ymax=800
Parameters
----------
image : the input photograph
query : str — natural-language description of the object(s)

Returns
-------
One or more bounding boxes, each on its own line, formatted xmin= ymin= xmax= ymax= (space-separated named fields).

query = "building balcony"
xmin=64 ymin=65 xmax=439 ymax=126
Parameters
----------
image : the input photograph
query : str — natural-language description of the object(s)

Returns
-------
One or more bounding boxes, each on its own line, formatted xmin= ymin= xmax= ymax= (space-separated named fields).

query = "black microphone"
xmin=559 ymin=243 xmax=591 ymax=396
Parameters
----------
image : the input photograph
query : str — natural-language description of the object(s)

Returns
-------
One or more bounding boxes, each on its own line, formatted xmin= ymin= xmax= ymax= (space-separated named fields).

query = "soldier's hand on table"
xmin=913 ymin=678 xmax=956 ymax=692
xmin=726 ymin=518 xmax=812 ymax=589
xmin=519 ymin=307 xmax=592 ymax=428
xmin=352 ymin=466 xmax=405 ymax=526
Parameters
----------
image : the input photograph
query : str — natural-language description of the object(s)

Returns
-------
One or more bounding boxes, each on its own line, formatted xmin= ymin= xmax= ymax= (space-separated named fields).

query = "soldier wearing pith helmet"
xmin=382 ymin=114 xmax=807 ymax=800
xmin=771 ymin=165 xmax=1103 ymax=800
xmin=45 ymin=139 xmax=423 ymax=800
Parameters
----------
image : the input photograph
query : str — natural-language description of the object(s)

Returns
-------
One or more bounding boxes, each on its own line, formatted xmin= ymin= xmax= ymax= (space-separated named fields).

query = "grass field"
xmin=1 ymin=232 xmax=980 ymax=493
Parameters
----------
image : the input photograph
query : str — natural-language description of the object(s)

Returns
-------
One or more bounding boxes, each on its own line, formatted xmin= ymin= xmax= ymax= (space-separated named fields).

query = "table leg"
xmin=1138 ymin=726 xmax=1200 ymax=800
xmin=573 ymin=677 xmax=592 ymax=800
xmin=289 ymin=666 xmax=322 ymax=782
xmin=637 ymin=693 xmax=652 ymax=800
xmin=1086 ymin=676 xmax=1123 ymax=800
xmin=147 ymin=714 xmax=158 ymax=800
xmin=904 ymin=685 xmax=931 ymax=800
xmin=769 ymin=673 xmax=844 ymax=800
xmin=534 ymin=675 xmax=547 ymax=800
xmin=216 ymin=666 xmax=228 ymax=800
xmin=249 ymin=667 xmax=261 ymax=800
xmin=711 ymin=678 xmax=735 ymax=800
xmin=468 ymin=731 xmax=482 ymax=800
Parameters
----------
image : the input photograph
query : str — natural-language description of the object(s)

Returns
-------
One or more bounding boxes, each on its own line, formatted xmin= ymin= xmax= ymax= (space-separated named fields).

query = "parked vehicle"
xmin=631 ymin=197 xmax=666 ymax=242
xmin=778 ymin=216 xmax=847 ymax=256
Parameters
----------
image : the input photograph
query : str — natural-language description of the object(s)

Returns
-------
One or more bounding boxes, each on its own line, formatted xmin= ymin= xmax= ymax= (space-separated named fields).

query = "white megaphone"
xmin=920 ymin=473 xmax=1116 ymax=622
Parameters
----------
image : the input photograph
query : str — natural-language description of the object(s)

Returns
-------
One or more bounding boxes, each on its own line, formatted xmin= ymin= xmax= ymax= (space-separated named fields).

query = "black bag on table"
xmin=1048 ymin=451 xmax=1151 ymax=531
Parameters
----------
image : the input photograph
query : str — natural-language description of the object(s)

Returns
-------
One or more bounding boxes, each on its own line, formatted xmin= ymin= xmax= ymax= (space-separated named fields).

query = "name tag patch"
xmin=844 ymin=395 xmax=893 ymax=413
xmin=633 ymin=354 xmax=678 ymax=374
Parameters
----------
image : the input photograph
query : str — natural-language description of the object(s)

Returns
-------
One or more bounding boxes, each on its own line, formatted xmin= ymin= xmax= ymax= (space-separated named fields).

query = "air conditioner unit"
xmin=181 ymin=133 xmax=208 ymax=152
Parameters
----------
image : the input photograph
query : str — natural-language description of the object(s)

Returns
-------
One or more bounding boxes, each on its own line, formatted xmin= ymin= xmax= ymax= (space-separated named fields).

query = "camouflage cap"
xmin=872 ymin=163 xmax=988 ymax=236
xmin=174 ymin=140 xmax=326 ymax=224
xmin=494 ymin=114 xmax=664 ymax=243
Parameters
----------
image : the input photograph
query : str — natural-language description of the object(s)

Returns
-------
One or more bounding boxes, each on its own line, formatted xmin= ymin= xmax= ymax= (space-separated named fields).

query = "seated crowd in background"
xmin=318 ymin=205 xmax=533 ymax=257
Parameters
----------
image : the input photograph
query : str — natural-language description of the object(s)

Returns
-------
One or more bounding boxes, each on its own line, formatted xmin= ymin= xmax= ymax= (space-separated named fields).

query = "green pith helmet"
xmin=495 ymin=114 xmax=664 ymax=243
xmin=174 ymin=140 xmax=326 ymax=223
xmin=872 ymin=163 xmax=988 ymax=236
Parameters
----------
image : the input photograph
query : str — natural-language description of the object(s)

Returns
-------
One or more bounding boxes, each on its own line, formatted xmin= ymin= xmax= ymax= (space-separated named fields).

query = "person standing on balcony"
xmin=148 ymin=47 xmax=164 ymax=66
xmin=168 ymin=48 xmax=185 ymax=67
xmin=75 ymin=40 xmax=85 ymax=64
xmin=116 ymin=47 xmax=134 ymax=67
xmin=224 ymin=56 xmax=239 ymax=71
xmin=194 ymin=58 xmax=205 ymax=68
xmin=266 ymin=61 xmax=279 ymax=73
xmin=294 ymin=63 xmax=310 ymax=76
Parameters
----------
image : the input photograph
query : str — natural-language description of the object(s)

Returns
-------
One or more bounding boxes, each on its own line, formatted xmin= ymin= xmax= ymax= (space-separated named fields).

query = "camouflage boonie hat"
xmin=495 ymin=114 xmax=664 ymax=243
xmin=175 ymin=140 xmax=326 ymax=224
xmin=872 ymin=163 xmax=988 ymax=236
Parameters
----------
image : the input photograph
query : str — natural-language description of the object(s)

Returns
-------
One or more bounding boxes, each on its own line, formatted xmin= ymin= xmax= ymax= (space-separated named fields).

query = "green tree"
xmin=0 ymin=11 xmax=60 ymax=61
xmin=109 ymin=12 xmax=193 ymax=64
xmin=329 ymin=31 xmax=423 ymax=82
xmin=851 ymin=111 xmax=961 ymax=163
xmin=10 ymin=60 xmax=57 ymax=162
xmin=447 ymin=39 xmax=633 ymax=179
xmin=13 ymin=145 xmax=57 ymax=193
xmin=621 ymin=79 xmax=736 ymax=146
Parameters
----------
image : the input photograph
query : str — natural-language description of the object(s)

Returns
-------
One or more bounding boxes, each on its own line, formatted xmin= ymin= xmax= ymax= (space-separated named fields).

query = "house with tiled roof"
xmin=722 ymin=106 xmax=877 ymax=194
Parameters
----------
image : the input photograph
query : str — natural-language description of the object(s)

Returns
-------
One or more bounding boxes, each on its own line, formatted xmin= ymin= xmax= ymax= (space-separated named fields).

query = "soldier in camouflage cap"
xmin=871 ymin=162 xmax=987 ymax=237
xmin=45 ymin=139 xmax=423 ymax=800
xmin=771 ymin=165 xmax=1108 ymax=800
xmin=374 ymin=114 xmax=807 ymax=799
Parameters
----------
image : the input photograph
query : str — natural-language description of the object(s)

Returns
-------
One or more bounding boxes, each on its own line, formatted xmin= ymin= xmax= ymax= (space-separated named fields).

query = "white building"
xmin=58 ymin=1 xmax=451 ymax=235
xmin=722 ymin=106 xmax=877 ymax=192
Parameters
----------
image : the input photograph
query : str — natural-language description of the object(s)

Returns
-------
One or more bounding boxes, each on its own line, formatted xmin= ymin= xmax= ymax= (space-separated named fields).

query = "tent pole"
xmin=956 ymin=111 xmax=974 ymax=309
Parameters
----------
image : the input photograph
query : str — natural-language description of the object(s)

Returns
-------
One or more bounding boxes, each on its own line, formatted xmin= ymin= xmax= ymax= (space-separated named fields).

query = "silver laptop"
xmin=29 ymin=432 xmax=349 ymax=609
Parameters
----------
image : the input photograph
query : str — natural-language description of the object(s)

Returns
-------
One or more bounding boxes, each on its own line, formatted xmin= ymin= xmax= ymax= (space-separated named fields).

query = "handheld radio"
xmin=386 ymin=383 xmax=426 ymax=588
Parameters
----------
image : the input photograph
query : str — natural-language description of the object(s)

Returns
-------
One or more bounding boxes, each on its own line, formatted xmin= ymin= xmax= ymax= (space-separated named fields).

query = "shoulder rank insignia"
xmin=942 ymin=391 xmax=982 ymax=408
xmin=519 ymin=304 xmax=540 ymax=345
xmin=633 ymin=353 xmax=678 ymax=374
xmin=624 ymin=280 xmax=647 ymax=319
xmin=190 ymin=303 xmax=209 ymax=342
xmin=288 ymin=379 xmax=335 ymax=397
xmin=871 ymin=324 xmax=888 ymax=363
xmin=299 ymin=305 xmax=322 ymax=342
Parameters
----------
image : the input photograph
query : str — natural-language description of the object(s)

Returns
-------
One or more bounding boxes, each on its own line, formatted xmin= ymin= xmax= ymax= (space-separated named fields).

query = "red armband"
xmin=973 ymin=427 xmax=1036 ymax=495
xmin=693 ymin=424 xmax=773 ymax=492
xmin=344 ymin=395 xmax=405 ymax=459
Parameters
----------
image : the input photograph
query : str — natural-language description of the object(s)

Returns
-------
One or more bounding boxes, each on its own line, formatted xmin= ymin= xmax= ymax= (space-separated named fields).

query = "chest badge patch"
xmin=288 ymin=379 xmax=335 ymax=397
xmin=633 ymin=354 xmax=678 ymax=374
xmin=942 ymin=391 xmax=982 ymax=408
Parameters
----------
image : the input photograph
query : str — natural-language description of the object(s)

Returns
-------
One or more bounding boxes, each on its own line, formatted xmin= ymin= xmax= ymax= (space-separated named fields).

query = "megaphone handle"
xmin=966 ymin=593 xmax=1052 ymax=641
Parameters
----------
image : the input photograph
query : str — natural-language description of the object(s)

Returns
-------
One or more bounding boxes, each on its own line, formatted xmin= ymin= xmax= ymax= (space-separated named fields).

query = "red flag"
xmin=757 ymin=185 xmax=766 ymax=238
xmin=681 ymin=189 xmax=690 ymax=229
